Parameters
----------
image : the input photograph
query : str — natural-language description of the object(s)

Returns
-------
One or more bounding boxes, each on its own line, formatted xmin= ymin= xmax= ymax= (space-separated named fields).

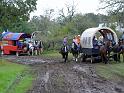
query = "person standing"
xmin=63 ymin=36 xmax=68 ymax=45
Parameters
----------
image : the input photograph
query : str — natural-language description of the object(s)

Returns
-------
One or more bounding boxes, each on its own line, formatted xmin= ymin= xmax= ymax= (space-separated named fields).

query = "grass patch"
xmin=42 ymin=50 xmax=73 ymax=60
xmin=42 ymin=50 xmax=61 ymax=58
xmin=95 ymin=54 xmax=124 ymax=81
xmin=8 ymin=74 xmax=33 ymax=93
xmin=0 ymin=59 xmax=33 ymax=93
xmin=95 ymin=62 xmax=124 ymax=81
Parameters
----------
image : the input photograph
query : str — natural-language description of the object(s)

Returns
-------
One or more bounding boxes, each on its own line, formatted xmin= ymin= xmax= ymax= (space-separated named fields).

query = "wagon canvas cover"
xmin=2 ymin=32 xmax=30 ymax=40
xmin=80 ymin=27 xmax=118 ymax=48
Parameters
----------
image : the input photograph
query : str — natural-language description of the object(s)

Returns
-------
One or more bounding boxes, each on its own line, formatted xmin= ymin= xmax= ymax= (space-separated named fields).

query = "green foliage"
xmin=0 ymin=0 xmax=37 ymax=30
xmin=29 ymin=13 xmax=106 ymax=49
xmin=9 ymin=21 xmax=34 ymax=33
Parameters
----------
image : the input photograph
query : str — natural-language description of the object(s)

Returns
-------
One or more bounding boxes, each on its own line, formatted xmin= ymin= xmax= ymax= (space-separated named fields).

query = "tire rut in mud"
xmin=27 ymin=62 xmax=124 ymax=93
xmin=3 ymin=56 xmax=124 ymax=93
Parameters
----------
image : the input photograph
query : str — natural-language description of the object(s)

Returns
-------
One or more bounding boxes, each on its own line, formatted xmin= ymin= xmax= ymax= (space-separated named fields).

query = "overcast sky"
xmin=30 ymin=0 xmax=105 ymax=18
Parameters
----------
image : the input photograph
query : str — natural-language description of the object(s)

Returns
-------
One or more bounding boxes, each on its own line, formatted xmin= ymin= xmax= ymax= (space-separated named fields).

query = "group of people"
xmin=17 ymin=40 xmax=43 ymax=56
xmin=94 ymin=32 xmax=124 ymax=63
xmin=60 ymin=32 xmax=124 ymax=63
xmin=28 ymin=40 xmax=43 ymax=55
xmin=60 ymin=35 xmax=81 ymax=62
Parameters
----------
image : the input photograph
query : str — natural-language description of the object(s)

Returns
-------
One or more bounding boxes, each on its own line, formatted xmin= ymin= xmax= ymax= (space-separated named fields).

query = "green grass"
xmin=8 ymin=74 xmax=33 ymax=93
xmin=95 ymin=62 xmax=124 ymax=81
xmin=42 ymin=50 xmax=73 ymax=59
xmin=42 ymin=50 xmax=61 ymax=58
xmin=0 ymin=59 xmax=33 ymax=93
xmin=95 ymin=54 xmax=124 ymax=81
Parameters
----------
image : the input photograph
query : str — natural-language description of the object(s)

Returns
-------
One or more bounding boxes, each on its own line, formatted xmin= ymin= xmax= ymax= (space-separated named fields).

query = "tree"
xmin=99 ymin=0 xmax=124 ymax=13
xmin=9 ymin=21 xmax=34 ymax=33
xmin=58 ymin=2 xmax=77 ymax=25
xmin=99 ymin=0 xmax=124 ymax=27
xmin=0 ymin=0 xmax=37 ymax=31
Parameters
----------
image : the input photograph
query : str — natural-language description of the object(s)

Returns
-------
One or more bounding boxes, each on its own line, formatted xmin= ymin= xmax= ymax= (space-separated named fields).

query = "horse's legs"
xmin=118 ymin=51 xmax=124 ymax=62
xmin=101 ymin=53 xmax=107 ymax=64
xmin=62 ymin=52 xmax=67 ymax=62
xmin=75 ymin=52 xmax=78 ymax=62
xmin=116 ymin=53 xmax=120 ymax=62
xmin=73 ymin=53 xmax=77 ymax=61
xmin=32 ymin=48 xmax=34 ymax=56
xmin=104 ymin=54 xmax=108 ymax=64
xmin=71 ymin=49 xmax=75 ymax=61
xmin=62 ymin=53 xmax=65 ymax=59
xmin=122 ymin=51 xmax=124 ymax=62
xmin=65 ymin=52 xmax=68 ymax=62
xmin=100 ymin=53 xmax=103 ymax=63
xmin=122 ymin=52 xmax=124 ymax=62
xmin=35 ymin=49 xmax=38 ymax=55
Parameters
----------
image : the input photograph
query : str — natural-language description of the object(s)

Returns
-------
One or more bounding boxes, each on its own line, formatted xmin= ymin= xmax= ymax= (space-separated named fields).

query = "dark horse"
xmin=112 ymin=39 xmax=124 ymax=62
xmin=99 ymin=40 xmax=112 ymax=64
xmin=119 ymin=39 xmax=124 ymax=62
xmin=60 ymin=44 xmax=69 ymax=62
xmin=71 ymin=42 xmax=80 ymax=62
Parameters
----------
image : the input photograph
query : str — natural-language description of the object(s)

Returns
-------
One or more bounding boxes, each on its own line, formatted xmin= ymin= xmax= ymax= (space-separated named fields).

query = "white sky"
xmin=30 ymin=0 xmax=106 ymax=18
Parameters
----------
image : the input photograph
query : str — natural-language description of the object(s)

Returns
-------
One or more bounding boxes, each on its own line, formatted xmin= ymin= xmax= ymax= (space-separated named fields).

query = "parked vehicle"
xmin=1 ymin=32 xmax=31 ymax=56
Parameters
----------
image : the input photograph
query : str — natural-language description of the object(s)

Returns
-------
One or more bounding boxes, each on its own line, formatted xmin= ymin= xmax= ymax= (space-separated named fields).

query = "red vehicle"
xmin=1 ymin=32 xmax=31 ymax=56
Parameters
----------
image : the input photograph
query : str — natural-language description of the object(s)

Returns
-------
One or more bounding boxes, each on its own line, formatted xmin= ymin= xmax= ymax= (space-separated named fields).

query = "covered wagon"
xmin=80 ymin=27 xmax=118 ymax=63
xmin=1 ymin=32 xmax=31 ymax=56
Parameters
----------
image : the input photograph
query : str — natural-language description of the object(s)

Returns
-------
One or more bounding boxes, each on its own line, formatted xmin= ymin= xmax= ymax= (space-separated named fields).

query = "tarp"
xmin=80 ymin=27 xmax=118 ymax=48
xmin=2 ymin=32 xmax=30 ymax=40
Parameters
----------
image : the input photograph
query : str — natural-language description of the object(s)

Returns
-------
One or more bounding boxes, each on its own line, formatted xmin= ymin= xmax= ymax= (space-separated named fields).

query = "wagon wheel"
xmin=16 ymin=51 xmax=19 ymax=56
xmin=81 ymin=53 xmax=87 ymax=62
xmin=91 ymin=55 xmax=93 ymax=63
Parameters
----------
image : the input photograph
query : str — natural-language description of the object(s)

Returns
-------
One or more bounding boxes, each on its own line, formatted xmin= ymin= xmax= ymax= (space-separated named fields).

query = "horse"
xmin=29 ymin=40 xmax=43 ymax=56
xmin=33 ymin=40 xmax=40 ymax=55
xmin=120 ymin=39 xmax=124 ymax=62
xmin=28 ymin=42 xmax=35 ymax=56
xmin=113 ymin=39 xmax=124 ymax=62
xmin=99 ymin=40 xmax=112 ymax=64
xmin=60 ymin=44 xmax=69 ymax=62
xmin=38 ymin=40 xmax=43 ymax=54
xmin=71 ymin=42 xmax=80 ymax=62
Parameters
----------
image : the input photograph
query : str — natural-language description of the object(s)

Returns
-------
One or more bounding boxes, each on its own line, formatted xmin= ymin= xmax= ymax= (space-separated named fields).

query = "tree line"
xmin=0 ymin=0 xmax=124 ymax=49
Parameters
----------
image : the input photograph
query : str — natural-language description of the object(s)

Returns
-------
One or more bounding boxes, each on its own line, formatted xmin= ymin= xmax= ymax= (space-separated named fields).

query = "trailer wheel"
xmin=16 ymin=52 xmax=19 ymax=56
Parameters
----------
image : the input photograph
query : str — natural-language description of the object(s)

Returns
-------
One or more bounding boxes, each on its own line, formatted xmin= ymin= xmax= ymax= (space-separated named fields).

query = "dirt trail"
xmin=3 ymin=56 xmax=124 ymax=93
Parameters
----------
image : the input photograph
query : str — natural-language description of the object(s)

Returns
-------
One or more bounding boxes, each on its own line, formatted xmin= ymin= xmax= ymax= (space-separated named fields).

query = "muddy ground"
xmin=2 ymin=55 xmax=124 ymax=93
